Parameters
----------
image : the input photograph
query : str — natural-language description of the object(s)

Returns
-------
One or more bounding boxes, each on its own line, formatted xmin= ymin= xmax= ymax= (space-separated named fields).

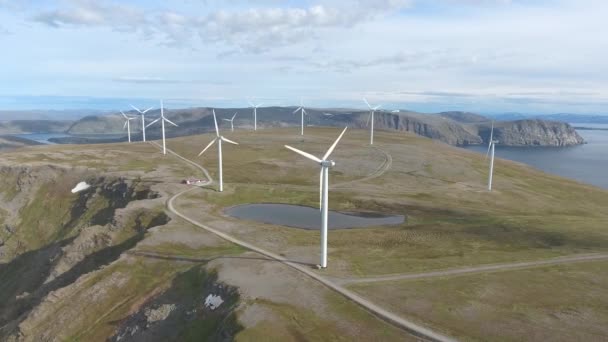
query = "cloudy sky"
xmin=0 ymin=0 xmax=607 ymax=114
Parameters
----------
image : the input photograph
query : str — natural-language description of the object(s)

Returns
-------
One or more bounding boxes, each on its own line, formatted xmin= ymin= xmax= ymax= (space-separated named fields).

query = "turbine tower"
xmin=284 ymin=126 xmax=348 ymax=269
xmin=247 ymin=100 xmax=263 ymax=131
xmin=120 ymin=111 xmax=135 ymax=143
xmin=130 ymin=104 xmax=153 ymax=142
xmin=292 ymin=98 xmax=307 ymax=135
xmin=199 ymin=110 xmax=239 ymax=192
xmin=363 ymin=98 xmax=382 ymax=145
xmin=222 ymin=112 xmax=238 ymax=132
xmin=146 ymin=100 xmax=178 ymax=155
xmin=486 ymin=121 xmax=498 ymax=191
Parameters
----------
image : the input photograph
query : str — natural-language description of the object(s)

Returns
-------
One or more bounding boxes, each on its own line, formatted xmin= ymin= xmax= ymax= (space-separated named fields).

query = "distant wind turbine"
xmin=284 ymin=126 xmax=348 ymax=269
xmin=222 ymin=112 xmax=237 ymax=132
xmin=146 ymin=100 xmax=178 ymax=155
xmin=486 ymin=121 xmax=498 ymax=191
xmin=130 ymin=104 xmax=153 ymax=142
xmin=247 ymin=100 xmax=263 ymax=131
xmin=363 ymin=98 xmax=382 ymax=145
xmin=199 ymin=109 xmax=239 ymax=192
xmin=120 ymin=111 xmax=136 ymax=143
xmin=292 ymin=98 xmax=307 ymax=135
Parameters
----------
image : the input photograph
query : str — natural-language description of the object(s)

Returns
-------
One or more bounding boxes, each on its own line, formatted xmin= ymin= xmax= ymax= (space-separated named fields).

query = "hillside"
xmin=65 ymin=107 xmax=584 ymax=147
xmin=0 ymin=128 xmax=606 ymax=340
xmin=0 ymin=120 xmax=72 ymax=134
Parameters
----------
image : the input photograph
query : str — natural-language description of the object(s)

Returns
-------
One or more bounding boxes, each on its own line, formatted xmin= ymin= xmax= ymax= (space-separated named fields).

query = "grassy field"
xmin=349 ymin=260 xmax=608 ymax=341
xmin=167 ymin=127 xmax=608 ymax=276
xmin=3 ymin=126 xmax=608 ymax=340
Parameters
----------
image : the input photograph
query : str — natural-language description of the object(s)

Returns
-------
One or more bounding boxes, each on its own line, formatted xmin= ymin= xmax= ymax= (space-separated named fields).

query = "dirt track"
xmin=155 ymin=142 xmax=456 ymax=342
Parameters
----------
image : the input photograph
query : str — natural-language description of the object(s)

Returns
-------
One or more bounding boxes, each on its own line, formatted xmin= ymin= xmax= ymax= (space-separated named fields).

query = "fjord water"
xmin=463 ymin=125 xmax=608 ymax=189
xmin=225 ymin=204 xmax=405 ymax=230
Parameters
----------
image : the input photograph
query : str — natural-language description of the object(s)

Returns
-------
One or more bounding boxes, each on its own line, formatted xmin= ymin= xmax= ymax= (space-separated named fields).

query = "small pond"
xmin=225 ymin=203 xmax=405 ymax=230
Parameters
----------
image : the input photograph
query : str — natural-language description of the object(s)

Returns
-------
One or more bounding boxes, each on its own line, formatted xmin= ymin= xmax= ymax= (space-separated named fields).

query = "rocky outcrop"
xmin=477 ymin=120 xmax=585 ymax=147
xmin=348 ymin=111 xmax=483 ymax=146
xmin=60 ymin=107 xmax=586 ymax=147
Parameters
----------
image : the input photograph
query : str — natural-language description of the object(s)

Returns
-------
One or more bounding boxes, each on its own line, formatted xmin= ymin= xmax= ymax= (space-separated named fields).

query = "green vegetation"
xmin=349 ymin=260 xmax=608 ymax=341
xmin=236 ymin=296 xmax=411 ymax=342
xmin=171 ymin=128 xmax=608 ymax=276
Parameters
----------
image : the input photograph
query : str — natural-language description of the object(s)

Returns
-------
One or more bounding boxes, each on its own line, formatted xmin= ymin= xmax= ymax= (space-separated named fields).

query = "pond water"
xmin=225 ymin=203 xmax=405 ymax=230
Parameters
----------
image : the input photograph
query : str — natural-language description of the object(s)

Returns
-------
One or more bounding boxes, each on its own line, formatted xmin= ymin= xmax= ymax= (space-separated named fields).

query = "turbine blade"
xmin=130 ymin=104 xmax=142 ymax=113
xmin=247 ymin=100 xmax=255 ymax=107
xmin=257 ymin=103 xmax=264 ymax=107
xmin=120 ymin=111 xmax=128 ymax=119
xmin=221 ymin=136 xmax=239 ymax=145
xmin=212 ymin=109 xmax=219 ymax=137
xmin=198 ymin=138 xmax=217 ymax=156
xmin=374 ymin=105 xmax=382 ymax=110
xmin=323 ymin=126 xmax=348 ymax=160
xmin=123 ymin=121 xmax=128 ymax=129
xmin=146 ymin=118 xmax=160 ymax=128
xmin=292 ymin=107 xmax=302 ymax=114
xmin=232 ymin=112 xmax=237 ymax=120
xmin=284 ymin=145 xmax=322 ymax=163
xmin=164 ymin=118 xmax=178 ymax=127
xmin=302 ymin=108 xmax=307 ymax=115
xmin=486 ymin=122 xmax=494 ymax=159
xmin=363 ymin=98 xmax=372 ymax=109
xmin=143 ymin=107 xmax=153 ymax=114
xmin=222 ymin=119 xmax=231 ymax=122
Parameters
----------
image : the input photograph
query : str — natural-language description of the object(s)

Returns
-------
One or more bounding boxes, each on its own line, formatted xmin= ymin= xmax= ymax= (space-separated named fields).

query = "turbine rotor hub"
xmin=320 ymin=160 xmax=335 ymax=167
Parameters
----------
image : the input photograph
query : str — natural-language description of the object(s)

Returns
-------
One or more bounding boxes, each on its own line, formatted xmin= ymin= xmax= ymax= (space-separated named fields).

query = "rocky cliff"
xmin=62 ymin=107 xmax=585 ymax=147
xmin=476 ymin=119 xmax=585 ymax=146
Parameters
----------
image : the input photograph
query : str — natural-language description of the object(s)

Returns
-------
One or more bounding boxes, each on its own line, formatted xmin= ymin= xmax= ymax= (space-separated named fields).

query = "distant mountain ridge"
xmin=63 ymin=107 xmax=584 ymax=147
xmin=489 ymin=113 xmax=608 ymax=124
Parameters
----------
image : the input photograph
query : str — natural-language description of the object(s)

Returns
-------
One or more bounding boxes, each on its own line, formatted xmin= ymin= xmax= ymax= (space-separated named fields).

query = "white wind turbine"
xmin=363 ymin=98 xmax=382 ymax=145
xmin=120 ymin=111 xmax=136 ymax=143
xmin=247 ymin=100 xmax=263 ymax=131
xmin=222 ymin=112 xmax=238 ymax=132
xmin=284 ymin=126 xmax=348 ymax=269
xmin=486 ymin=121 xmax=498 ymax=191
xmin=199 ymin=110 xmax=239 ymax=192
xmin=130 ymin=104 xmax=154 ymax=142
xmin=146 ymin=100 xmax=178 ymax=155
xmin=292 ymin=98 xmax=307 ymax=135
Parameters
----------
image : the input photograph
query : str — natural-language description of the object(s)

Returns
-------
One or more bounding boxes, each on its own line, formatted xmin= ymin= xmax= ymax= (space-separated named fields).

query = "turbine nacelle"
xmin=320 ymin=160 xmax=335 ymax=168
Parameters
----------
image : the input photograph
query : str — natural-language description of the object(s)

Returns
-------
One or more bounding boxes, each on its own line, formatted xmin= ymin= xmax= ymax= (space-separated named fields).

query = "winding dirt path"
xmin=152 ymin=142 xmax=455 ymax=342
xmin=333 ymin=253 xmax=608 ymax=285
xmin=332 ymin=145 xmax=393 ymax=189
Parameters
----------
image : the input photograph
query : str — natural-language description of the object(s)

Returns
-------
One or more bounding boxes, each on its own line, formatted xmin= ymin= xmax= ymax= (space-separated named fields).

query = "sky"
xmin=0 ymin=0 xmax=607 ymax=114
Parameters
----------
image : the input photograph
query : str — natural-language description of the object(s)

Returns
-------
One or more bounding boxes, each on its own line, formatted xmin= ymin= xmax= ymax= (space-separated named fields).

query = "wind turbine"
xmin=146 ymin=100 xmax=178 ymax=155
xmin=284 ymin=126 xmax=348 ymax=269
xmin=292 ymin=98 xmax=307 ymax=135
xmin=222 ymin=112 xmax=237 ymax=132
xmin=247 ymin=100 xmax=263 ymax=131
xmin=363 ymin=98 xmax=382 ymax=145
xmin=120 ymin=111 xmax=136 ymax=143
xmin=486 ymin=121 xmax=498 ymax=191
xmin=199 ymin=109 xmax=239 ymax=192
xmin=130 ymin=104 xmax=153 ymax=142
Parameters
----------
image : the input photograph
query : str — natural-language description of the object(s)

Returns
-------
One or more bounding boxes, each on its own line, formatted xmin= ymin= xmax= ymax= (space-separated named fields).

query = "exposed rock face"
xmin=356 ymin=112 xmax=483 ymax=146
xmin=478 ymin=120 xmax=585 ymax=147
xmin=62 ymin=107 xmax=585 ymax=147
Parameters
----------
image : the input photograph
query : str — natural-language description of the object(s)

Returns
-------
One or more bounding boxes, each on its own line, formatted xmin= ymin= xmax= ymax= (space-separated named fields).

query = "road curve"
xmin=153 ymin=141 xmax=456 ymax=342
xmin=337 ymin=253 xmax=608 ymax=285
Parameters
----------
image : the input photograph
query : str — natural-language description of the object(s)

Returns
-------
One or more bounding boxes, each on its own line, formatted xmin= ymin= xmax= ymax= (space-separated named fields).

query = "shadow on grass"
xmin=0 ymin=211 xmax=170 ymax=338
xmin=127 ymin=250 xmax=317 ymax=268
xmin=108 ymin=265 xmax=243 ymax=342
